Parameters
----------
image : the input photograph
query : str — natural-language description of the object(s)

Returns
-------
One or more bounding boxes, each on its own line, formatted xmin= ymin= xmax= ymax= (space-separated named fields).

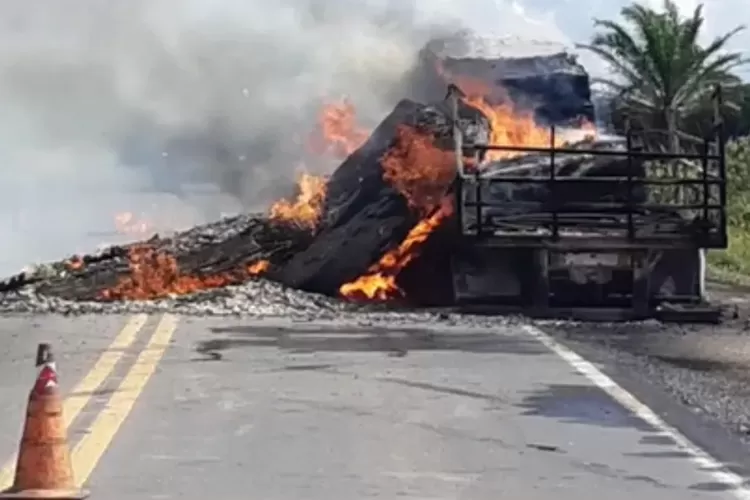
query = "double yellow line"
xmin=0 ymin=313 xmax=179 ymax=489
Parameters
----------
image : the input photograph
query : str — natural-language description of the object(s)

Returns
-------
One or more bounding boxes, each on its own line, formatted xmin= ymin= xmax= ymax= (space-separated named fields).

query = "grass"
xmin=707 ymin=227 xmax=750 ymax=287
xmin=700 ymin=136 xmax=750 ymax=287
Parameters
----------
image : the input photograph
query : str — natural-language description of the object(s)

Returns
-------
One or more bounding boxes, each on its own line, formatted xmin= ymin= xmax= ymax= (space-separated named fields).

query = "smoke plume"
xmin=0 ymin=0 xmax=577 ymax=275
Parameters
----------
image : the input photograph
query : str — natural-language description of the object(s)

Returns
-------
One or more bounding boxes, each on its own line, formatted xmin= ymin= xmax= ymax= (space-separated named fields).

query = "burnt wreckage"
xmin=374 ymin=36 xmax=724 ymax=321
xmin=448 ymin=118 xmax=725 ymax=321
xmin=400 ymin=36 xmax=726 ymax=321
xmin=0 ymin=36 xmax=728 ymax=322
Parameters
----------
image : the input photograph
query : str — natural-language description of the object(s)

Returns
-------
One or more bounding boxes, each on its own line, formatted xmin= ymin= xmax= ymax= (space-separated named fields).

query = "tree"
xmin=579 ymin=0 xmax=747 ymax=150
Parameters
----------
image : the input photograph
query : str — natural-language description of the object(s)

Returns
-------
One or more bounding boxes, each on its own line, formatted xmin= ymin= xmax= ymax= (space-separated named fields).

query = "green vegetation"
xmin=579 ymin=0 xmax=746 ymax=149
xmin=708 ymin=136 xmax=750 ymax=280
xmin=580 ymin=0 xmax=750 ymax=283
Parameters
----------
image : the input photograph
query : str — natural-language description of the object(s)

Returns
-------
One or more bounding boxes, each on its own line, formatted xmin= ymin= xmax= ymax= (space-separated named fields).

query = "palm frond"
xmin=581 ymin=0 xmax=746 ymax=134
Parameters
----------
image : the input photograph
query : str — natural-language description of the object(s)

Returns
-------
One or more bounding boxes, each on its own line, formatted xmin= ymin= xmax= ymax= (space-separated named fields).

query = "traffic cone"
xmin=0 ymin=344 xmax=88 ymax=499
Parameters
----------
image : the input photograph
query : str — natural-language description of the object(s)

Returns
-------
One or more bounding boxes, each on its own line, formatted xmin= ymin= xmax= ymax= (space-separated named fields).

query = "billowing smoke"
xmin=0 ymin=0 xmax=581 ymax=276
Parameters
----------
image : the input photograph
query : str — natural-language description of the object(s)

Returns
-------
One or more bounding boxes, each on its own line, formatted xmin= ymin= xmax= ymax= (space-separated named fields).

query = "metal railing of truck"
xmin=447 ymin=84 xmax=728 ymax=249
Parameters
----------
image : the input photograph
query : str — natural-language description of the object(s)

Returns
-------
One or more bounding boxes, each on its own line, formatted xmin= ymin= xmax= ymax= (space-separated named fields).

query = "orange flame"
xmin=99 ymin=245 xmax=269 ymax=301
xmin=436 ymin=63 xmax=595 ymax=163
xmin=247 ymin=259 xmax=270 ymax=274
xmin=268 ymin=172 xmax=327 ymax=230
xmin=382 ymin=125 xmax=456 ymax=216
xmin=340 ymin=72 xmax=596 ymax=301
xmin=309 ymin=98 xmax=369 ymax=159
xmin=339 ymin=198 xmax=453 ymax=301
xmin=269 ymin=99 xmax=368 ymax=232
xmin=338 ymin=115 xmax=458 ymax=301
xmin=461 ymin=95 xmax=564 ymax=162
xmin=336 ymin=125 xmax=456 ymax=301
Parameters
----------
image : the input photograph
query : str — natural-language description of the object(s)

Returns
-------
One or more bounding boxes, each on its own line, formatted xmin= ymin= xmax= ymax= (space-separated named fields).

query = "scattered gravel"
xmin=156 ymin=213 xmax=266 ymax=255
xmin=0 ymin=275 xmax=527 ymax=332
xmin=0 ymin=279 xmax=345 ymax=317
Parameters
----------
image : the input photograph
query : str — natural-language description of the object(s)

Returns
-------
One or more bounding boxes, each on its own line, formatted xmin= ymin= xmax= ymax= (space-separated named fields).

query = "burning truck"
xmin=3 ymin=33 xmax=729 ymax=322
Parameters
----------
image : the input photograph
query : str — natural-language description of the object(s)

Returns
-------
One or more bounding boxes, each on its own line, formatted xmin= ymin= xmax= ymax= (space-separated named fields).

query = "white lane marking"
xmin=522 ymin=324 xmax=750 ymax=500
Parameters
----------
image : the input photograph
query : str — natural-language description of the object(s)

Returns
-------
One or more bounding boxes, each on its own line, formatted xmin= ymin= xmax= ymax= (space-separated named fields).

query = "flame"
xmin=463 ymin=94 xmax=597 ymax=162
xmin=268 ymin=98 xmax=368 ymax=232
xmin=337 ymin=126 xmax=455 ymax=301
xmin=268 ymin=172 xmax=327 ymax=230
xmin=247 ymin=259 xmax=270 ymax=274
xmin=339 ymin=198 xmax=453 ymax=301
xmin=309 ymin=98 xmax=369 ymax=159
xmin=435 ymin=63 xmax=596 ymax=163
xmin=382 ymin=125 xmax=456 ymax=216
xmin=114 ymin=212 xmax=153 ymax=237
xmin=99 ymin=245 xmax=270 ymax=301
xmin=461 ymin=94 xmax=565 ymax=162
xmin=339 ymin=117 xmax=457 ymax=301
xmin=340 ymin=72 xmax=584 ymax=301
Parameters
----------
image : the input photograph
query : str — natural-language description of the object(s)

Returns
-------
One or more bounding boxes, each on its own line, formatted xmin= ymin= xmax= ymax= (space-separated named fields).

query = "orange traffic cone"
xmin=0 ymin=344 xmax=88 ymax=499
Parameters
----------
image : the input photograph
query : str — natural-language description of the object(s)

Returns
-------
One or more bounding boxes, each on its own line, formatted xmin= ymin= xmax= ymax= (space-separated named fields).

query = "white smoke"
xmin=0 ymin=0 xmax=456 ymax=275
xmin=0 ymin=0 xmax=744 ymax=276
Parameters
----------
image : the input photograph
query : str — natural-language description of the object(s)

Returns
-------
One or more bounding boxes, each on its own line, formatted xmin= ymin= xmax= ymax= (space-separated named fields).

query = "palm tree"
xmin=579 ymin=0 xmax=747 ymax=150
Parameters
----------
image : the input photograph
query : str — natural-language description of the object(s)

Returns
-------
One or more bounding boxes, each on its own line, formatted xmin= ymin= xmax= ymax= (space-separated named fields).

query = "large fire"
xmin=336 ymin=124 xmax=456 ymax=300
xmin=462 ymin=95 xmax=563 ymax=162
xmin=100 ymin=78 xmax=593 ymax=302
xmin=437 ymin=65 xmax=595 ymax=163
xmin=99 ymin=98 xmax=364 ymax=301
xmin=337 ymin=75 xmax=573 ymax=300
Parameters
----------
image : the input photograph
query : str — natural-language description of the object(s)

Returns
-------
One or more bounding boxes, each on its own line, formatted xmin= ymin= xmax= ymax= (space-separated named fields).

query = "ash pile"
xmin=0 ymin=33 xmax=632 ymax=317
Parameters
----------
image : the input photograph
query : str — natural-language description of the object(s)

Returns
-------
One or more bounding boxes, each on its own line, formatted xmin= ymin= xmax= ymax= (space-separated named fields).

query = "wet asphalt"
xmin=0 ymin=313 xmax=748 ymax=499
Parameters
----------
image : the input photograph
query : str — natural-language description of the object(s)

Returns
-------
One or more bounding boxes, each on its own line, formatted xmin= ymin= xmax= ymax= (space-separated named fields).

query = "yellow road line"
xmin=0 ymin=314 xmax=149 ymax=489
xmin=71 ymin=313 xmax=179 ymax=486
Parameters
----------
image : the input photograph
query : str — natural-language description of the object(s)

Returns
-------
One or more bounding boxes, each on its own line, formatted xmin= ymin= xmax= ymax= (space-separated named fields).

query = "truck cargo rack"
xmin=445 ymin=85 xmax=728 ymax=322
xmin=448 ymin=85 xmax=728 ymax=251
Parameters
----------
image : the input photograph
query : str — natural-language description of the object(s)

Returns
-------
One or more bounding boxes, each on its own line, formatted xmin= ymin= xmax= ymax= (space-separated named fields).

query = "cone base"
xmin=0 ymin=488 xmax=89 ymax=499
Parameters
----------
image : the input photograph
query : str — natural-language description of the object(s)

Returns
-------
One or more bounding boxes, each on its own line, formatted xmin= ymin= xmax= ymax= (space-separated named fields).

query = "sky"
xmin=472 ymin=0 xmax=750 ymax=77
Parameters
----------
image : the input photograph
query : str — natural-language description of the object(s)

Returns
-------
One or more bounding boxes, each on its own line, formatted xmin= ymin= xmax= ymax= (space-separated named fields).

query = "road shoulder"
xmin=533 ymin=321 xmax=750 ymax=480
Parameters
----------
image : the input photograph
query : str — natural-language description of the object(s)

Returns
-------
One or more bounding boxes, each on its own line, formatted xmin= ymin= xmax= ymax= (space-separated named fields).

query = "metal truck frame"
xmin=447 ymin=85 xmax=728 ymax=322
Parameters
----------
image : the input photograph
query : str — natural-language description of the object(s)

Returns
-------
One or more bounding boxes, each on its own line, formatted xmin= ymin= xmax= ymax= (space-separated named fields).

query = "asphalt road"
xmin=0 ymin=314 xmax=749 ymax=499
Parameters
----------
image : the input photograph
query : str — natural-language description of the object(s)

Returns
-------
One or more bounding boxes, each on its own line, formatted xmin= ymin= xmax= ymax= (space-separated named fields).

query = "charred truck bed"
xmin=448 ymin=90 xmax=727 ymax=321
xmin=421 ymin=35 xmax=728 ymax=322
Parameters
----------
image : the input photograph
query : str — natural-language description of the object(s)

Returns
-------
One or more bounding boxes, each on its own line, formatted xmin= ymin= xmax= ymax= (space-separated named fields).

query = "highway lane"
xmin=0 ymin=313 xmax=174 ymax=489
xmin=1 ymin=313 xmax=749 ymax=499
xmin=55 ymin=315 xmax=750 ymax=500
